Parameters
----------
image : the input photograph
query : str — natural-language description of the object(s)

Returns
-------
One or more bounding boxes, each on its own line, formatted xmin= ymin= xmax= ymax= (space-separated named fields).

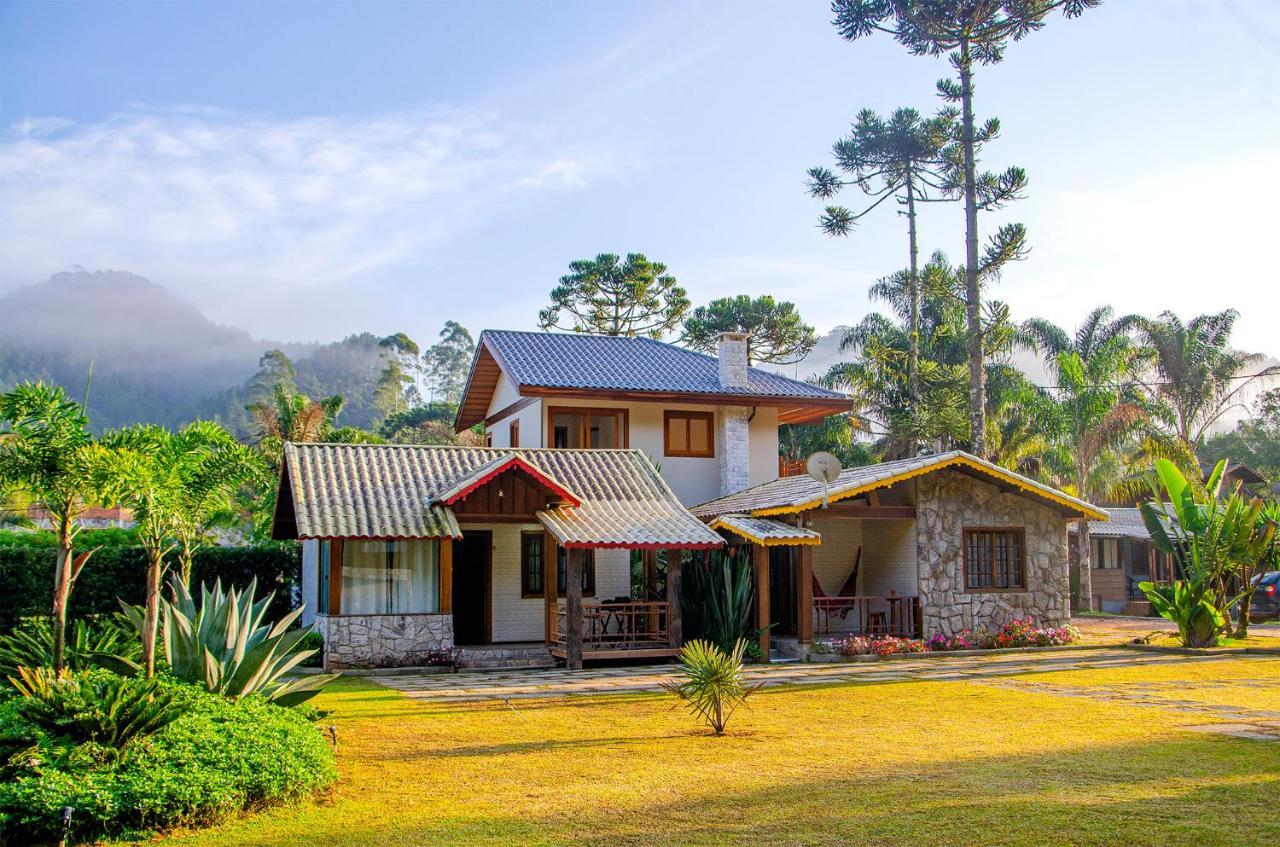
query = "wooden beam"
xmin=815 ymin=505 xmax=917 ymax=520
xmin=438 ymin=538 xmax=453 ymax=615
xmin=797 ymin=539 xmax=813 ymax=644
xmin=667 ymin=550 xmax=683 ymax=650
xmin=753 ymin=544 xmax=770 ymax=661
xmin=543 ymin=531 xmax=557 ymax=644
xmin=483 ymin=395 xmax=537 ymax=428
xmin=565 ymin=547 xmax=584 ymax=670
xmin=327 ymin=539 xmax=343 ymax=616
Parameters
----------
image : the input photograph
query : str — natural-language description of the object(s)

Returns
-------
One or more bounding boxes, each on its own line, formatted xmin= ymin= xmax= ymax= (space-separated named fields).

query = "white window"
xmin=1091 ymin=538 xmax=1119 ymax=570
xmin=341 ymin=540 xmax=440 ymax=614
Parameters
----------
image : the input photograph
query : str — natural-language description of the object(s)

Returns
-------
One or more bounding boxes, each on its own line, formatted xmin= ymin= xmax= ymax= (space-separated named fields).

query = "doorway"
xmin=769 ymin=547 xmax=797 ymax=636
xmin=452 ymin=531 xmax=491 ymax=645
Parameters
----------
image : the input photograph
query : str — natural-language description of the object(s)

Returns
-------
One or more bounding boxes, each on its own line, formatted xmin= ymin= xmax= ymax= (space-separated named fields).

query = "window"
xmin=1091 ymin=538 xmax=1119 ymax=569
xmin=509 ymin=418 xmax=520 ymax=448
xmin=963 ymin=528 xmax=1026 ymax=592
xmin=520 ymin=533 xmax=595 ymax=597
xmin=340 ymin=540 xmax=440 ymax=614
xmin=548 ymin=407 xmax=627 ymax=449
xmin=664 ymin=410 xmax=714 ymax=458
xmin=317 ymin=541 xmax=331 ymax=615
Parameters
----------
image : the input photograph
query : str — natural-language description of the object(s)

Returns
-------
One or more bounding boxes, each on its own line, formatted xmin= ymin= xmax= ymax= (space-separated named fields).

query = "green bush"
xmin=9 ymin=668 xmax=186 ymax=752
xmin=0 ymin=678 xmax=337 ymax=842
xmin=0 ymin=543 xmax=301 ymax=631
xmin=0 ymin=616 xmax=140 ymax=680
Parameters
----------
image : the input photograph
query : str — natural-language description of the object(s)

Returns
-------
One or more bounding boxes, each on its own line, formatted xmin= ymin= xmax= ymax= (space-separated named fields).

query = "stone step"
xmin=454 ymin=644 xmax=556 ymax=670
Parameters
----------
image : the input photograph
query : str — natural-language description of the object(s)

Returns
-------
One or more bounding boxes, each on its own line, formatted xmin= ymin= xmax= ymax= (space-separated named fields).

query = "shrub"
xmin=662 ymin=639 xmax=761 ymax=735
xmin=8 ymin=668 xmax=185 ymax=752
xmin=986 ymin=618 xmax=1080 ymax=648
xmin=681 ymin=548 xmax=756 ymax=654
xmin=0 ymin=680 xmax=337 ymax=842
xmin=826 ymin=635 xmax=926 ymax=656
xmin=298 ymin=629 xmax=325 ymax=668
xmin=0 ymin=615 xmax=141 ymax=681
xmin=925 ymin=630 xmax=978 ymax=651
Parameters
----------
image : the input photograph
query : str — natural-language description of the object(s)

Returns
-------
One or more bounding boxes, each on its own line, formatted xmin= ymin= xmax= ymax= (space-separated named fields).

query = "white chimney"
xmin=715 ymin=331 xmax=751 ymax=495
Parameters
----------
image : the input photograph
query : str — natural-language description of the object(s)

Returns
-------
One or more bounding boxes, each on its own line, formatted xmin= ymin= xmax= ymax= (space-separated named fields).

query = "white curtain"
xmin=341 ymin=540 xmax=440 ymax=614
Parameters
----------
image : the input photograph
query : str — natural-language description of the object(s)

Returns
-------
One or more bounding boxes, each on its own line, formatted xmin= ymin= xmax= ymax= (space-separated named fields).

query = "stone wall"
xmin=915 ymin=471 xmax=1072 ymax=637
xmin=716 ymin=406 xmax=751 ymax=496
xmin=316 ymin=613 xmax=453 ymax=670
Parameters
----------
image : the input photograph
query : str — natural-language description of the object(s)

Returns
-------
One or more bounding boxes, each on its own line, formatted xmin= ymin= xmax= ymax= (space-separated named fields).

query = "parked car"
xmin=1247 ymin=572 xmax=1280 ymax=621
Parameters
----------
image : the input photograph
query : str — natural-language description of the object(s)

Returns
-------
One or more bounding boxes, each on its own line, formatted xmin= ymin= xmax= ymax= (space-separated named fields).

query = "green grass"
xmin=139 ymin=660 xmax=1280 ymax=847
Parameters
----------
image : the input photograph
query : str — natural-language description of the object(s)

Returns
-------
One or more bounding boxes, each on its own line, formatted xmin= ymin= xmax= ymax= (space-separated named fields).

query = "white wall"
xmin=300 ymin=539 xmax=319 ymax=627
xmin=485 ymin=372 xmax=543 ymax=448
xmin=809 ymin=515 xmax=918 ymax=597
xmin=748 ymin=407 xmax=779 ymax=488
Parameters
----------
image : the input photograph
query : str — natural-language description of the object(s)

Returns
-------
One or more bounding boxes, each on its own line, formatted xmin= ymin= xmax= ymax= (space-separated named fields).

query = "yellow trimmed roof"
xmin=691 ymin=450 xmax=1107 ymax=521
xmin=710 ymin=515 xmax=822 ymax=547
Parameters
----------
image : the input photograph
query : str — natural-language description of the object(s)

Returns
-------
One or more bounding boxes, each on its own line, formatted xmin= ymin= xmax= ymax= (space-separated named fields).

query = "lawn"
xmin=139 ymin=654 xmax=1280 ymax=847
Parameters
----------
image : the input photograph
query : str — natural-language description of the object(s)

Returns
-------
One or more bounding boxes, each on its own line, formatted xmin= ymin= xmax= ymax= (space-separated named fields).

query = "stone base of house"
xmin=315 ymin=613 xmax=453 ymax=670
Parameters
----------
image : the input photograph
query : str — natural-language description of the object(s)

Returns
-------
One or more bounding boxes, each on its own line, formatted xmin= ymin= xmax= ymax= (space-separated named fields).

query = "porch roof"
xmin=274 ymin=442 xmax=723 ymax=549
xmin=709 ymin=514 xmax=822 ymax=547
xmin=691 ymin=450 xmax=1108 ymax=521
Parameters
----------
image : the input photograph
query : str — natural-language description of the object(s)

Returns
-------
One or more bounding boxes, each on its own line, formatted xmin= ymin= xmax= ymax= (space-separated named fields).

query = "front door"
xmin=769 ymin=547 xmax=796 ymax=636
xmin=452 ymin=531 xmax=491 ymax=645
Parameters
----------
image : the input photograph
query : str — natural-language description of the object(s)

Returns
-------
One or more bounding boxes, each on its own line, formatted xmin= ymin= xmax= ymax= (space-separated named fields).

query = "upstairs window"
xmin=664 ymin=410 xmax=714 ymax=458
xmin=963 ymin=528 xmax=1026 ymax=592
xmin=548 ymin=407 xmax=627 ymax=449
xmin=509 ymin=418 xmax=520 ymax=448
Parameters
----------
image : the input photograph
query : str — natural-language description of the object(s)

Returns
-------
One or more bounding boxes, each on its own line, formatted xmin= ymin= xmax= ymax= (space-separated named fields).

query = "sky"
xmin=2 ymin=0 xmax=1279 ymax=359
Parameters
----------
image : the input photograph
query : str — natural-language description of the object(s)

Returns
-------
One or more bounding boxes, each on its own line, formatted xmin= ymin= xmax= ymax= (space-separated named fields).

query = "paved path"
xmin=371 ymin=647 xmax=1235 ymax=703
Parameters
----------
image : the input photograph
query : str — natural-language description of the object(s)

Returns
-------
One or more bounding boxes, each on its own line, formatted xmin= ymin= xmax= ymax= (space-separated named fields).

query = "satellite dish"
xmin=806 ymin=451 xmax=842 ymax=509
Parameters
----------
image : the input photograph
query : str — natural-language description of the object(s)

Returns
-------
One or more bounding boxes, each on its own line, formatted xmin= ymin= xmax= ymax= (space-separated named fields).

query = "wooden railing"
xmin=553 ymin=600 xmax=672 ymax=651
xmin=813 ymin=594 xmax=920 ymax=638
xmin=779 ymin=457 xmax=806 ymax=478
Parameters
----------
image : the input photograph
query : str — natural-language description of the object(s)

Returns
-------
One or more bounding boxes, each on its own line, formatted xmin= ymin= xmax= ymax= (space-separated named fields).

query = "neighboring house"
xmin=1070 ymin=508 xmax=1174 ymax=616
xmin=274 ymin=329 xmax=1105 ymax=670
xmin=691 ymin=451 xmax=1106 ymax=656
xmin=28 ymin=504 xmax=134 ymax=529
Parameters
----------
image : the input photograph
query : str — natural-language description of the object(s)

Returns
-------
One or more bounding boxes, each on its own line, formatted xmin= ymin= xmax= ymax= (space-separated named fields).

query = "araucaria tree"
xmin=807 ymin=106 xmax=956 ymax=419
xmin=539 ymin=253 xmax=690 ymax=338
xmin=830 ymin=0 xmax=1098 ymax=457
xmin=680 ymin=295 xmax=817 ymax=365
xmin=0 ymin=382 xmax=99 ymax=672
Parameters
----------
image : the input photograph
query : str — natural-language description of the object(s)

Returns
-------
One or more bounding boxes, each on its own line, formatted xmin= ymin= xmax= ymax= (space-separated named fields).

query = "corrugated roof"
xmin=691 ymin=450 xmax=1107 ymax=521
xmin=1079 ymin=507 xmax=1159 ymax=539
xmin=484 ymin=330 xmax=845 ymax=400
xmin=709 ymin=515 xmax=822 ymax=547
xmin=277 ymin=442 xmax=723 ymax=549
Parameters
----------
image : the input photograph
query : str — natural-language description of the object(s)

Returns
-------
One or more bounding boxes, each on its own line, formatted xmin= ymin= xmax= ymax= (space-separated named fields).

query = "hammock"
xmin=810 ymin=547 xmax=861 ymax=619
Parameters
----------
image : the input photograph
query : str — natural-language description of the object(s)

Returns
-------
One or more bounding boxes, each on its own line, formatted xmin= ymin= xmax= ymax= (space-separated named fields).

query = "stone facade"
xmin=915 ymin=471 xmax=1072 ymax=637
xmin=716 ymin=406 xmax=751 ymax=496
xmin=716 ymin=331 xmax=749 ymax=389
xmin=316 ymin=613 xmax=453 ymax=670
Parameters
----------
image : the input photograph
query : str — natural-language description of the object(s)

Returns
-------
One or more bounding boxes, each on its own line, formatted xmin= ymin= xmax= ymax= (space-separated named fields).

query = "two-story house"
xmin=275 ymin=329 xmax=1103 ymax=670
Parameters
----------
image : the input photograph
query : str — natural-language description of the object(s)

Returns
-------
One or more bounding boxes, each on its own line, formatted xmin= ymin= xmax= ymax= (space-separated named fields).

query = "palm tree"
xmin=1022 ymin=307 xmax=1148 ymax=611
xmin=1129 ymin=310 xmax=1278 ymax=451
xmin=248 ymin=384 xmax=346 ymax=458
xmin=0 ymin=383 xmax=99 ymax=672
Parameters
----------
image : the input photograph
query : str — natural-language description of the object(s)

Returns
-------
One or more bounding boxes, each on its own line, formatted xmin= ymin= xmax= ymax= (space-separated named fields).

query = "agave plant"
xmin=156 ymin=577 xmax=336 ymax=706
xmin=661 ymin=639 xmax=762 ymax=735
xmin=0 ymin=616 xmax=140 ymax=682
xmin=9 ymin=667 xmax=186 ymax=751
xmin=682 ymin=547 xmax=756 ymax=655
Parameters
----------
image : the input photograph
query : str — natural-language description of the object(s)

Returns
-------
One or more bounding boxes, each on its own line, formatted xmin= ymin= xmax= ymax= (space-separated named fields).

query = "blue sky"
xmin=2 ymin=0 xmax=1278 ymax=357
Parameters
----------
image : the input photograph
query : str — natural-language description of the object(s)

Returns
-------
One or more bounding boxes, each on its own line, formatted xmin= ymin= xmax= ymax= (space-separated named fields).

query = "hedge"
xmin=0 ymin=543 xmax=301 ymax=631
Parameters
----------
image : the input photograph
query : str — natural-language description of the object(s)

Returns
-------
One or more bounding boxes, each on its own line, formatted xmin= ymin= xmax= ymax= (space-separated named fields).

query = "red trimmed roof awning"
xmin=433 ymin=454 xmax=582 ymax=508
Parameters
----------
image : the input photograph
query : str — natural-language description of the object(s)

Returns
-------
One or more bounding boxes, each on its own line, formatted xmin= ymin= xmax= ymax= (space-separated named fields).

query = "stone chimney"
xmin=715 ymin=331 xmax=751 ymax=496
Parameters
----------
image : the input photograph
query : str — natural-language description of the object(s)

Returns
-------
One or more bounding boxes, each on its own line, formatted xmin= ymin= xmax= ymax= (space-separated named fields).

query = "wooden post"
xmin=667 ymin=549 xmax=683 ymax=650
xmin=565 ymin=547 xmax=584 ymax=670
xmin=438 ymin=538 xmax=453 ymax=615
xmin=543 ymin=532 xmax=558 ymax=644
xmin=797 ymin=536 xmax=813 ymax=644
xmin=753 ymin=544 xmax=770 ymax=661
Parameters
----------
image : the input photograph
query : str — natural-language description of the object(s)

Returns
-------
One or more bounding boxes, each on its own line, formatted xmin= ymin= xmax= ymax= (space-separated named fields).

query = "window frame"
xmin=519 ymin=530 xmax=544 ymax=597
xmin=961 ymin=527 xmax=1028 ymax=593
xmin=545 ymin=406 xmax=629 ymax=450
xmin=663 ymin=410 xmax=715 ymax=459
xmin=519 ymin=532 xmax=596 ymax=598
xmin=509 ymin=418 xmax=520 ymax=448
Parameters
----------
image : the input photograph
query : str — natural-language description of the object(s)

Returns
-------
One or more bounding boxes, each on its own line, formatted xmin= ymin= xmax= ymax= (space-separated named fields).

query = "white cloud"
xmin=0 ymin=105 xmax=613 ymax=299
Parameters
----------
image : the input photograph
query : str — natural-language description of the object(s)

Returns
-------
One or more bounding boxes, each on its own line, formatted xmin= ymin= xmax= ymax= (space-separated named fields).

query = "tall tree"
xmin=375 ymin=332 xmax=421 ymax=418
xmin=1130 ymin=309 xmax=1278 ymax=451
xmin=0 ymin=383 xmax=99 ymax=672
xmin=680 ymin=295 xmax=818 ymax=365
xmin=807 ymin=106 xmax=956 ymax=418
xmin=1022 ymin=307 xmax=1147 ymax=611
xmin=539 ymin=253 xmax=690 ymax=339
xmin=422 ymin=321 xmax=475 ymax=405
xmin=1201 ymin=388 xmax=1280 ymax=484
xmin=831 ymin=0 xmax=1097 ymax=457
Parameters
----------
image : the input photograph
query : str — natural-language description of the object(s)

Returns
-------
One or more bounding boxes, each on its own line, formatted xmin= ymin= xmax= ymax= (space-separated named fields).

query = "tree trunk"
xmin=959 ymin=45 xmax=986 ymax=458
xmin=1235 ymin=590 xmax=1251 ymax=639
xmin=906 ymin=172 xmax=921 ymax=452
xmin=51 ymin=540 xmax=72 ymax=673
xmin=140 ymin=550 xmax=164 ymax=678
xmin=1077 ymin=517 xmax=1093 ymax=614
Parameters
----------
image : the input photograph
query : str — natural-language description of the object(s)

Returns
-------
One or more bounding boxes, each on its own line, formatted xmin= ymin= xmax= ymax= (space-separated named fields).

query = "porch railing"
xmin=813 ymin=594 xmax=920 ymax=638
xmin=553 ymin=600 xmax=672 ymax=651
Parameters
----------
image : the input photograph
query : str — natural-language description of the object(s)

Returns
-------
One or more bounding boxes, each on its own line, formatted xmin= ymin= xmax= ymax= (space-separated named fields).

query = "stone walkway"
xmin=371 ymin=647 xmax=1234 ymax=703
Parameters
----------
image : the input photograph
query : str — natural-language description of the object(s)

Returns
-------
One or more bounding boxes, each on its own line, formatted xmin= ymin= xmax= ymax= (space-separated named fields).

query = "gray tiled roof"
xmin=691 ymin=450 xmax=1107 ymax=520
xmin=483 ymin=330 xmax=846 ymax=400
xmin=1080 ymin=507 xmax=1159 ymax=539
xmin=278 ymin=442 xmax=723 ymax=549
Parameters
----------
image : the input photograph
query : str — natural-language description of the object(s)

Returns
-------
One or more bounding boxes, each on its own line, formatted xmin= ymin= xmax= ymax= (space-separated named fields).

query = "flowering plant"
xmin=925 ymin=630 xmax=977 ymax=651
xmin=987 ymin=618 xmax=1080 ymax=648
xmin=826 ymin=635 xmax=926 ymax=656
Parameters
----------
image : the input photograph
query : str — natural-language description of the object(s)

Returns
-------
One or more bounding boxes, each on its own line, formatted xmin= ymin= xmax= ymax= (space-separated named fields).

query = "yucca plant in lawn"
xmin=662 ymin=639 xmax=762 ymax=735
xmin=1139 ymin=459 xmax=1277 ymax=647
xmin=8 ymin=667 xmax=186 ymax=753
xmin=156 ymin=576 xmax=336 ymax=706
